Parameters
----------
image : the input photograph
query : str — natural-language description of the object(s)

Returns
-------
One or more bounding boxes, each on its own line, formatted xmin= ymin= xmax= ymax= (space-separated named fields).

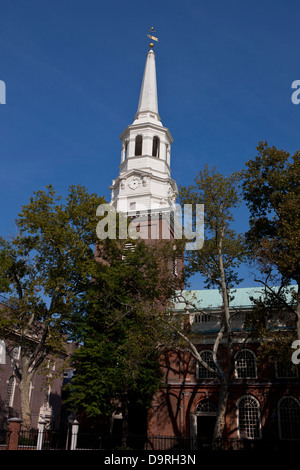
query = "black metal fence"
xmin=17 ymin=429 xmax=38 ymax=450
xmin=1 ymin=429 xmax=300 ymax=451
xmin=0 ymin=430 xmax=9 ymax=450
xmin=18 ymin=429 xmax=67 ymax=450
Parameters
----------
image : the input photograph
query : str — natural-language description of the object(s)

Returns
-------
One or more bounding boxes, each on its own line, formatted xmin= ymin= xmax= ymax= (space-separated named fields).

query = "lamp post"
xmin=37 ymin=418 xmax=47 ymax=450
xmin=70 ymin=419 xmax=79 ymax=450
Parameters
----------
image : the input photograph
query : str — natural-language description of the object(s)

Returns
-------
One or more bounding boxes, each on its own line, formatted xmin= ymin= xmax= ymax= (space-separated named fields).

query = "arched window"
xmin=237 ymin=395 xmax=261 ymax=439
xmin=278 ymin=396 xmax=300 ymax=440
xmin=195 ymin=399 xmax=217 ymax=445
xmin=152 ymin=136 xmax=160 ymax=158
xmin=235 ymin=349 xmax=257 ymax=379
xmin=6 ymin=376 xmax=16 ymax=408
xmin=124 ymin=140 xmax=128 ymax=160
xmin=197 ymin=350 xmax=217 ymax=379
xmin=135 ymin=135 xmax=143 ymax=156
xmin=196 ymin=399 xmax=217 ymax=415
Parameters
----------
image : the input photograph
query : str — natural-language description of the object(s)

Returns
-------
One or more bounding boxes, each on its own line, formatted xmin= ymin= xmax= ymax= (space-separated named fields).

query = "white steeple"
xmin=110 ymin=36 xmax=177 ymax=216
xmin=134 ymin=48 xmax=161 ymax=124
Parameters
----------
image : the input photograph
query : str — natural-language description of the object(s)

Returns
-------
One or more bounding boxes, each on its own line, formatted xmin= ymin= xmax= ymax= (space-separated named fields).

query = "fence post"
xmin=36 ymin=418 xmax=47 ymax=450
xmin=70 ymin=420 xmax=79 ymax=450
xmin=7 ymin=418 xmax=22 ymax=450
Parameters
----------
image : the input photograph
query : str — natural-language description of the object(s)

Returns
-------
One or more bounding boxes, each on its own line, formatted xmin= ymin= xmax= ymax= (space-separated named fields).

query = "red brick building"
xmin=0 ymin=335 xmax=70 ymax=430
xmin=147 ymin=287 xmax=300 ymax=449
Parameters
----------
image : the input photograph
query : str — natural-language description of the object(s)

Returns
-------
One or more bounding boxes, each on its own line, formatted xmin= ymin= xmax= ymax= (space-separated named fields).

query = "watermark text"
xmin=291 ymin=80 xmax=300 ymax=105
xmin=96 ymin=202 xmax=204 ymax=251
xmin=0 ymin=80 xmax=6 ymax=104
xmin=291 ymin=340 xmax=300 ymax=365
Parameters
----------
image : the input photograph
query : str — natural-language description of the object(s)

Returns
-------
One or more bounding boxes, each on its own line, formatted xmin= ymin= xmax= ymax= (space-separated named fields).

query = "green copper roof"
xmin=174 ymin=285 xmax=298 ymax=311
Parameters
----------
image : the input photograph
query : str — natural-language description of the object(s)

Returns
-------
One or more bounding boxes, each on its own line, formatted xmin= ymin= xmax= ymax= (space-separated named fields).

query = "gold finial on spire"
xmin=147 ymin=26 xmax=159 ymax=49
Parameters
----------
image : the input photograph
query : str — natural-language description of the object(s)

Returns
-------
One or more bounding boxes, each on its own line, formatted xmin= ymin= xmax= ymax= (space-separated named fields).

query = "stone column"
xmin=7 ymin=418 xmax=22 ymax=451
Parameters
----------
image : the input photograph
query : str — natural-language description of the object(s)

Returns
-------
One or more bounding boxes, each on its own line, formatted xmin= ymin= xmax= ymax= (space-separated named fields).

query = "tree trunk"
xmin=211 ymin=239 xmax=233 ymax=447
xmin=19 ymin=358 xmax=32 ymax=429
xmin=212 ymin=380 xmax=229 ymax=446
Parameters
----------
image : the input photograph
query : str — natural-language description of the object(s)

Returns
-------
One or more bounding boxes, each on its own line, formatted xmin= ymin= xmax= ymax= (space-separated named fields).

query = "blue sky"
xmin=0 ymin=0 xmax=299 ymax=288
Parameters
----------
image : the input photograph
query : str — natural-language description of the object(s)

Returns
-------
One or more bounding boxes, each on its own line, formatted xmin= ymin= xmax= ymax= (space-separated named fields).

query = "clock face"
xmin=129 ymin=177 xmax=140 ymax=190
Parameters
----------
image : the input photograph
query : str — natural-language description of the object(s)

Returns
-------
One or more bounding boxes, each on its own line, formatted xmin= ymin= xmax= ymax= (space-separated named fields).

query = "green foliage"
xmin=0 ymin=183 xmax=182 ymax=422
xmin=242 ymin=141 xmax=300 ymax=348
xmin=65 ymin=238 xmax=180 ymax=417
xmin=242 ymin=141 xmax=300 ymax=282
xmin=178 ymin=165 xmax=247 ymax=290
xmin=0 ymin=184 xmax=105 ymax=379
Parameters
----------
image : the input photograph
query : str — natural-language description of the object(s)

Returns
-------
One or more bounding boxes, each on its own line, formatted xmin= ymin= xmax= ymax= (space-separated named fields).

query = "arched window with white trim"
xmin=237 ymin=395 xmax=261 ymax=439
xmin=196 ymin=398 xmax=217 ymax=414
xmin=135 ymin=135 xmax=143 ymax=156
xmin=195 ymin=398 xmax=217 ymax=445
xmin=235 ymin=349 xmax=257 ymax=379
xmin=197 ymin=350 xmax=217 ymax=379
xmin=124 ymin=140 xmax=128 ymax=160
xmin=152 ymin=136 xmax=160 ymax=158
xmin=278 ymin=396 xmax=300 ymax=440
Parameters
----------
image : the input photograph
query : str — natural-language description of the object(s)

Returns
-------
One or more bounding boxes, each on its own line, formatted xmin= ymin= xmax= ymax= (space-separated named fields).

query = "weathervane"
xmin=147 ymin=26 xmax=159 ymax=49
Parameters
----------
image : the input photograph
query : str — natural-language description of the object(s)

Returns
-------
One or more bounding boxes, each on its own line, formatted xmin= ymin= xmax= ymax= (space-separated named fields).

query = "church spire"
xmin=110 ymin=29 xmax=177 ymax=214
xmin=134 ymin=27 xmax=161 ymax=124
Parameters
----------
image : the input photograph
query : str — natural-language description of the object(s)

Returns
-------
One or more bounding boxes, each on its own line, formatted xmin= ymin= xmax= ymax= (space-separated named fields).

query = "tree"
xmin=241 ymin=141 xmax=300 ymax=341
xmin=0 ymin=184 xmax=105 ymax=428
xmin=65 ymin=236 xmax=183 ymax=437
xmin=176 ymin=165 xmax=249 ymax=443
